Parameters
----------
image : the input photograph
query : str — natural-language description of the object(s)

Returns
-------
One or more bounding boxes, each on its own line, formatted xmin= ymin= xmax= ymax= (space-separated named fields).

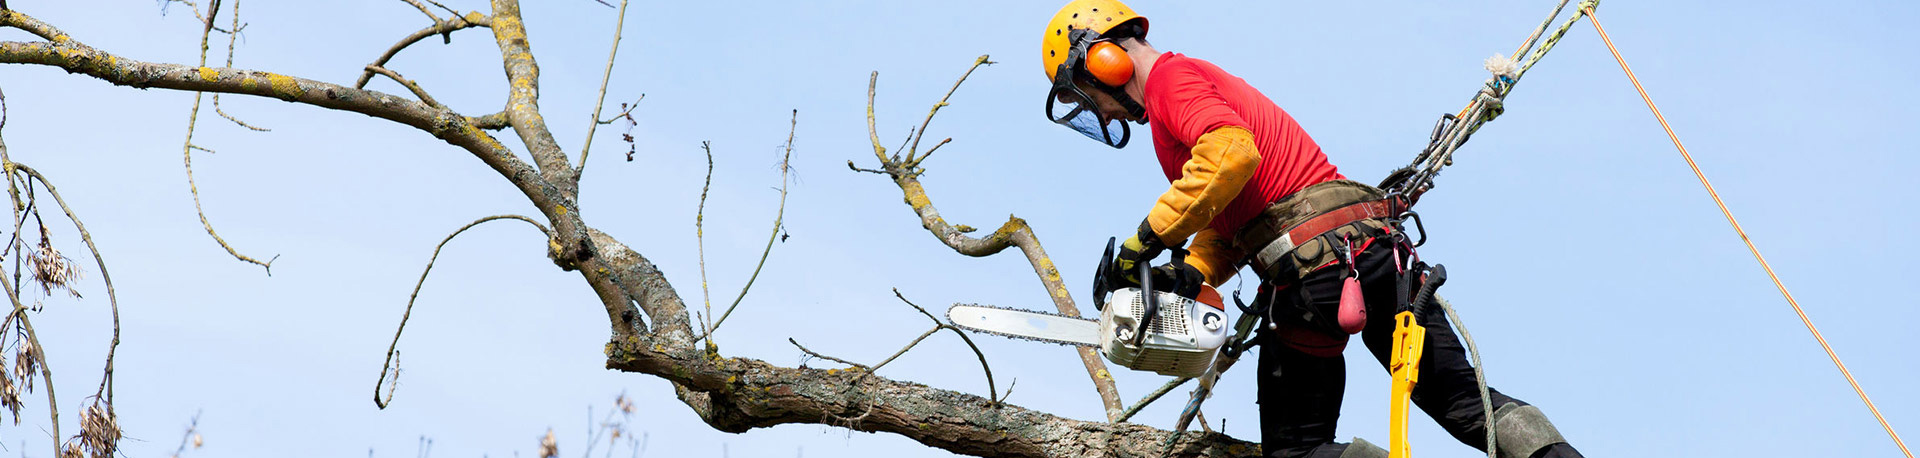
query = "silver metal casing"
xmin=1098 ymin=288 xmax=1228 ymax=378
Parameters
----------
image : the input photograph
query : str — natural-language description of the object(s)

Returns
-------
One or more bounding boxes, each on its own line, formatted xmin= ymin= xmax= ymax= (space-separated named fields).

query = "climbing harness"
xmin=1139 ymin=3 xmax=1911 ymax=458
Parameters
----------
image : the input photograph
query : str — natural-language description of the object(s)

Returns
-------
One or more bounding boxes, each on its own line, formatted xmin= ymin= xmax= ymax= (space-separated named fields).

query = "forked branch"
xmin=860 ymin=58 xmax=1124 ymax=419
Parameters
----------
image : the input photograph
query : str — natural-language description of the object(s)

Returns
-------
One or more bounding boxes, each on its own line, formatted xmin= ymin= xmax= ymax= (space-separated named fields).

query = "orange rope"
xmin=1584 ymin=8 xmax=1913 ymax=458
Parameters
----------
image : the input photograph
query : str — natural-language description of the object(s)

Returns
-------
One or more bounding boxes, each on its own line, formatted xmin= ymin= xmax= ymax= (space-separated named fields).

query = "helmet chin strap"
xmin=1084 ymin=79 xmax=1145 ymax=122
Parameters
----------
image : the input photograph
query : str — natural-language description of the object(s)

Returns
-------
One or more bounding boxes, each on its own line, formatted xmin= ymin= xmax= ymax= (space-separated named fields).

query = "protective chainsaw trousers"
xmin=1254 ymin=240 xmax=1583 ymax=458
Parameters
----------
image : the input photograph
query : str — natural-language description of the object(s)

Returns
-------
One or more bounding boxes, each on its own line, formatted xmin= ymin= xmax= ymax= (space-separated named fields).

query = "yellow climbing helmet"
xmin=1041 ymin=0 xmax=1148 ymax=82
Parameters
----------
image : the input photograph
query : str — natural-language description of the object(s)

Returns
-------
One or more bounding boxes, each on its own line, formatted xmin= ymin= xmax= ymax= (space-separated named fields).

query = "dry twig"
xmin=178 ymin=0 xmax=275 ymax=273
xmin=167 ymin=411 xmax=203 ymax=458
xmin=375 ymin=215 xmax=553 ymax=409
xmin=575 ymin=0 xmax=633 ymax=174
xmin=691 ymin=111 xmax=797 ymax=345
xmin=354 ymin=8 xmax=492 ymax=89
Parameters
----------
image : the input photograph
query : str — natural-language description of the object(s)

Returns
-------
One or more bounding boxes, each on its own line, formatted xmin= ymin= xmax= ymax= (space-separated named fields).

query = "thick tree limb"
xmin=862 ymin=62 xmax=1126 ymax=420
xmin=606 ymin=332 xmax=1259 ymax=458
xmin=0 ymin=10 xmax=596 ymax=270
xmin=488 ymin=0 xmax=575 ymax=193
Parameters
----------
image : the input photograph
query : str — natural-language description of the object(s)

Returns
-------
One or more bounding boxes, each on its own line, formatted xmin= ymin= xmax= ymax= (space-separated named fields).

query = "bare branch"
xmin=423 ymin=0 xmax=460 ymax=16
xmin=8 ymin=164 xmax=122 ymax=402
xmin=576 ymin=0 xmax=633 ymax=175
xmin=596 ymin=95 xmax=644 ymax=125
xmin=692 ymin=110 xmax=796 ymax=343
xmin=912 ymin=137 xmax=951 ymax=167
xmin=489 ymin=0 xmax=575 ymax=190
xmin=1 ymin=11 xmax=595 ymax=270
xmin=845 ymin=160 xmax=885 ymax=175
xmin=861 ymin=61 xmax=1124 ymax=418
xmin=184 ymin=142 xmax=276 ymax=271
xmin=872 ymin=289 xmax=999 ymax=404
xmin=786 ymin=338 xmax=867 ymax=370
xmin=212 ymin=0 xmax=267 ymax=132
xmin=0 ymin=271 xmax=58 ymax=458
xmin=366 ymin=64 xmax=443 ymax=108
xmin=375 ymin=215 xmax=553 ymax=409
xmin=906 ymin=55 xmax=992 ymax=166
xmin=353 ymin=11 xmax=492 ymax=89
xmin=398 ymin=0 xmax=441 ymax=22
xmin=1117 ymin=377 xmax=1193 ymax=423
xmin=471 ymin=111 xmax=510 ymax=130
xmin=167 ymin=411 xmax=202 ymax=458
xmin=694 ymin=141 xmax=714 ymax=345
xmin=173 ymin=0 xmax=274 ymax=272
xmin=864 ymin=326 xmax=941 ymax=376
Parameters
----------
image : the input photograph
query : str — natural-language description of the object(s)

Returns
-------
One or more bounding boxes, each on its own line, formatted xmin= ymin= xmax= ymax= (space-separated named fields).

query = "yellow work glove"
xmin=1113 ymin=219 xmax=1165 ymax=286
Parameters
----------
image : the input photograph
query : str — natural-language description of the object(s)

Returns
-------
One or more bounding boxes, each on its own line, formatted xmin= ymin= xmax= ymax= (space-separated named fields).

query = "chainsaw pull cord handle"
xmin=1131 ymin=246 xmax=1190 ymax=348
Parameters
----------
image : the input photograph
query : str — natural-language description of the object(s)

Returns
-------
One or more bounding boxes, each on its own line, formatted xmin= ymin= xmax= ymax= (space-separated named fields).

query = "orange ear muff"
xmin=1086 ymin=41 xmax=1134 ymax=87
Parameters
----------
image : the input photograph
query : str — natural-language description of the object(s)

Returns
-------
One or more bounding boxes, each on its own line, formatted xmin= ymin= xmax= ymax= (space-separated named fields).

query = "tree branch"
xmin=606 ymin=333 xmax=1257 ymax=458
xmin=180 ymin=0 xmax=275 ymax=272
xmin=692 ymin=111 xmax=795 ymax=344
xmin=353 ymin=11 xmax=492 ymax=89
xmin=376 ymin=215 xmax=552 ymax=409
xmin=366 ymin=64 xmax=443 ymax=108
xmin=861 ymin=62 xmax=1125 ymax=420
xmin=575 ymin=0 xmax=632 ymax=177
xmin=489 ymin=0 xmax=575 ymax=192
xmin=7 ymin=164 xmax=122 ymax=402
xmin=0 ymin=10 xmax=595 ymax=270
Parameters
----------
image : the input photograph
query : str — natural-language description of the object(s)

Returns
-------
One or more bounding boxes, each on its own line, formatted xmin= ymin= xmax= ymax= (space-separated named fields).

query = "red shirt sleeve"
xmin=1146 ymin=59 xmax=1250 ymax=147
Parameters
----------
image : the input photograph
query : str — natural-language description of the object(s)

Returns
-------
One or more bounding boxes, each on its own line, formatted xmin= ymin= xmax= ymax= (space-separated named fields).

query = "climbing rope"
xmin=1583 ymin=7 xmax=1913 ymax=458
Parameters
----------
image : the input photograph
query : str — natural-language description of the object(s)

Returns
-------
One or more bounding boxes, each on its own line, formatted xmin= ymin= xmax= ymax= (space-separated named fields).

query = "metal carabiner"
xmin=1399 ymin=211 xmax=1429 ymax=248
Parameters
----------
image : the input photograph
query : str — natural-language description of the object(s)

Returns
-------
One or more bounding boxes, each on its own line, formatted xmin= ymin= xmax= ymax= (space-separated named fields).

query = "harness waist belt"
xmin=1251 ymin=199 xmax=1402 ymax=275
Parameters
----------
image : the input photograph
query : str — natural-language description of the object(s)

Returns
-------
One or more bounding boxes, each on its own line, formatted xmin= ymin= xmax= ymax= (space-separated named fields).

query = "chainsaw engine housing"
xmin=1099 ymin=287 xmax=1228 ymax=378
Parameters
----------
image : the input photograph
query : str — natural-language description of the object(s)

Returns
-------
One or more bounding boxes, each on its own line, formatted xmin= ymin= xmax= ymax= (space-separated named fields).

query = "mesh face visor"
xmin=1046 ymin=83 xmax=1131 ymax=148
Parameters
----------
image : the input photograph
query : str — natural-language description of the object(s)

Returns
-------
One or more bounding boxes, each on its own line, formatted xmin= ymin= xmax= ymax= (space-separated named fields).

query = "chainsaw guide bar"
xmin=945 ymin=303 xmax=1102 ymax=348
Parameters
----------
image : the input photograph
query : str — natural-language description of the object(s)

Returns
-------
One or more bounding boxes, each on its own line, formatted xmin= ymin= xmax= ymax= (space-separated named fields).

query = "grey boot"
xmin=1492 ymin=403 xmax=1570 ymax=458
xmin=1339 ymin=437 xmax=1388 ymax=458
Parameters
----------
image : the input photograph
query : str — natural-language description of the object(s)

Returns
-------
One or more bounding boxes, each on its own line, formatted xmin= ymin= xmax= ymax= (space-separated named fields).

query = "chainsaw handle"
xmin=1093 ymin=237 xmax=1117 ymax=311
xmin=1132 ymin=256 xmax=1157 ymax=348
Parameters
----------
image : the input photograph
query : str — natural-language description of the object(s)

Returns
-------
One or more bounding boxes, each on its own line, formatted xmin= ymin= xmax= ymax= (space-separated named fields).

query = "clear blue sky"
xmin=2 ymin=0 xmax=1914 ymax=457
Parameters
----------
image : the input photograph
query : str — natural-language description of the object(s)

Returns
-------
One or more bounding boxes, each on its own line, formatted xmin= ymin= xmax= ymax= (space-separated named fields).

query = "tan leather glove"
xmin=1146 ymin=125 xmax=1261 ymax=245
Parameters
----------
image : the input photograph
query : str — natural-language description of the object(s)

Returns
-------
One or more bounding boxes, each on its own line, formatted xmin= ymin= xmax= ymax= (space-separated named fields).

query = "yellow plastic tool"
xmin=1388 ymin=310 xmax=1426 ymax=458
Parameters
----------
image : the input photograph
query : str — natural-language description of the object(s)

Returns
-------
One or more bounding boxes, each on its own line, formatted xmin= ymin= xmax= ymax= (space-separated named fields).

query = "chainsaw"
xmin=947 ymin=238 xmax=1229 ymax=378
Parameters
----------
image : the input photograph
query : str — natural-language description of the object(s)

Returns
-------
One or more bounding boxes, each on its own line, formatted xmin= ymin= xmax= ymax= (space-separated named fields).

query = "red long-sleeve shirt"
xmin=1141 ymin=52 xmax=1344 ymax=284
xmin=1144 ymin=52 xmax=1344 ymax=238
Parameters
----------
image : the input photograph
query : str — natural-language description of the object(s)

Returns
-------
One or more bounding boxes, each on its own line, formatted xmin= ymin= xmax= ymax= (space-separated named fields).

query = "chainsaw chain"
xmin=945 ymin=303 xmax=1099 ymax=348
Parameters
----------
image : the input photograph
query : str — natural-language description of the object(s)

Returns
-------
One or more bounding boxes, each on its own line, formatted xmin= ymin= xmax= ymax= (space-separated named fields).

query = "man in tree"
xmin=1039 ymin=1 xmax=1585 ymax=457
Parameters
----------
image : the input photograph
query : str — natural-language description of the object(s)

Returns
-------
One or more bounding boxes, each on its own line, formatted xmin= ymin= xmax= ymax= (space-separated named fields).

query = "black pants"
xmin=1256 ymin=240 xmax=1582 ymax=458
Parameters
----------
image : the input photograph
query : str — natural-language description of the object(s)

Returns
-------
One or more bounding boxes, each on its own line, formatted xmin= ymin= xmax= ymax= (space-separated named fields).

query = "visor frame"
xmin=1042 ymin=29 xmax=1133 ymax=149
